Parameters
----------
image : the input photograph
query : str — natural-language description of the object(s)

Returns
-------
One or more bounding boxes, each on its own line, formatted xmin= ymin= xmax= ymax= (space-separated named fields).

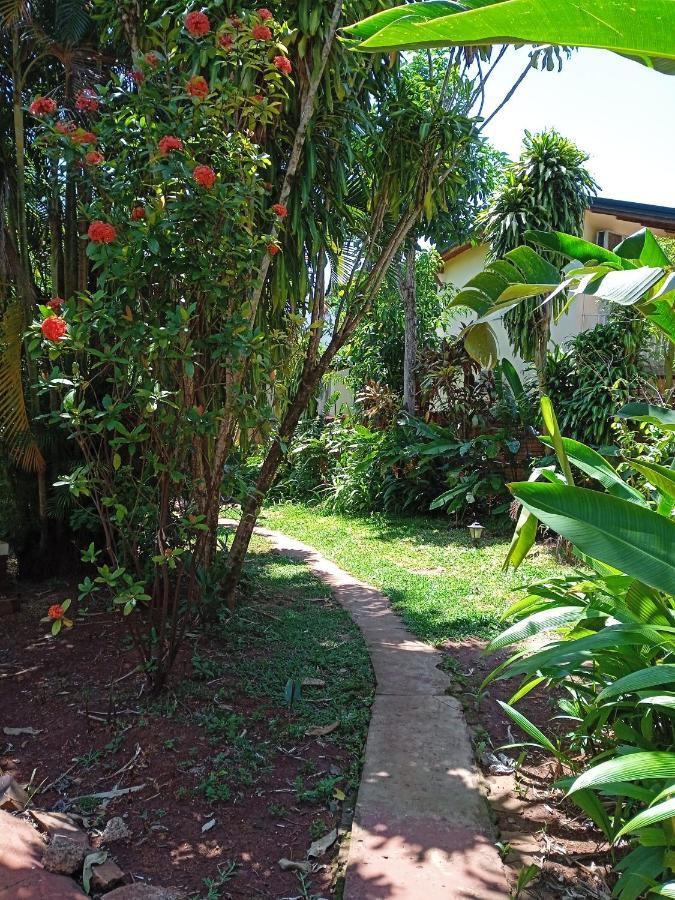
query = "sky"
xmin=479 ymin=47 xmax=675 ymax=208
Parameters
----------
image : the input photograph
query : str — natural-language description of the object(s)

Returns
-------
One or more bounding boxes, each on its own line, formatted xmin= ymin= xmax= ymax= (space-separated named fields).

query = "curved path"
xmin=229 ymin=521 xmax=509 ymax=899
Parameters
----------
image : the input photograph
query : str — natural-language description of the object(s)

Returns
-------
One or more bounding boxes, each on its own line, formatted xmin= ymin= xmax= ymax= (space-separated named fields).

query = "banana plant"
xmin=447 ymin=227 xmax=675 ymax=369
xmin=486 ymin=395 xmax=675 ymax=898
xmin=346 ymin=0 xmax=675 ymax=76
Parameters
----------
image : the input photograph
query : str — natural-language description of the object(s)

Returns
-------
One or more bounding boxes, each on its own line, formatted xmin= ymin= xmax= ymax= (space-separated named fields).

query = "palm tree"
xmin=479 ymin=129 xmax=597 ymax=392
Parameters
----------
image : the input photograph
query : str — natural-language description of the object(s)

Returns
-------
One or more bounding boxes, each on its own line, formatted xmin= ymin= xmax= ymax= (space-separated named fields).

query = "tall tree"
xmin=479 ymin=129 xmax=597 ymax=392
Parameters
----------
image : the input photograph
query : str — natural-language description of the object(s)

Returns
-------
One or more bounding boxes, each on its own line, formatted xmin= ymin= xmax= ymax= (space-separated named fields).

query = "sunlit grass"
xmin=258 ymin=503 xmax=579 ymax=642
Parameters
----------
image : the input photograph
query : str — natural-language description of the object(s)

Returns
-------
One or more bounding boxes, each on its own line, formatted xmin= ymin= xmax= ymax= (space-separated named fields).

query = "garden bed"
xmin=443 ymin=639 xmax=613 ymax=899
xmin=0 ymin=536 xmax=374 ymax=899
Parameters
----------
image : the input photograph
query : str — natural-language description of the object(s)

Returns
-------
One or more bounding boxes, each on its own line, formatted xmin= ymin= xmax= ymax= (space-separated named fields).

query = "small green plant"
xmin=201 ymin=861 xmax=236 ymax=899
xmin=192 ymin=654 xmax=222 ymax=681
xmin=512 ymin=863 xmax=541 ymax=898
xmin=199 ymin=771 xmax=232 ymax=805
xmin=266 ymin=802 xmax=288 ymax=819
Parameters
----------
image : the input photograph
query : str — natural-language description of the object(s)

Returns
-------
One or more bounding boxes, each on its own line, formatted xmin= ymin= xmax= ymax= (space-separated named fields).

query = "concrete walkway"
xmin=238 ymin=522 xmax=508 ymax=899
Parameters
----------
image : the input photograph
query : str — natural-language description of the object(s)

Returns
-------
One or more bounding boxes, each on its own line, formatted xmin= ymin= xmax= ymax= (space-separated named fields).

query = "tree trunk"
xmin=402 ymin=242 xmax=417 ymax=414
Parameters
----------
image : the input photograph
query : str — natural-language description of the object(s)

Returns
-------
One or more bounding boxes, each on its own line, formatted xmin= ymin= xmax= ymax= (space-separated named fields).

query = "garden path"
xmin=224 ymin=520 xmax=508 ymax=899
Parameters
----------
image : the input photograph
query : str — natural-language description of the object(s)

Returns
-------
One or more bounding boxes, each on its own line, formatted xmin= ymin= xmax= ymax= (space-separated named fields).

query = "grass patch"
xmin=257 ymin=503 xmax=578 ymax=642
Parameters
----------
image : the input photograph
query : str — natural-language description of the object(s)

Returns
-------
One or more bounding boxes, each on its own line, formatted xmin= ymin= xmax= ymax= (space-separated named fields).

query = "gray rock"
xmin=90 ymin=859 xmax=125 ymax=891
xmin=102 ymin=886 xmax=185 ymax=900
xmin=42 ymin=835 xmax=86 ymax=875
xmin=101 ymin=816 xmax=131 ymax=844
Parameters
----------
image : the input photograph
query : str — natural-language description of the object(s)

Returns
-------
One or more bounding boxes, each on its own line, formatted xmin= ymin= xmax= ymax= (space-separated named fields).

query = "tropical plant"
xmin=346 ymin=0 xmax=675 ymax=76
xmin=478 ymin=129 xmax=597 ymax=392
xmin=545 ymin=311 xmax=648 ymax=446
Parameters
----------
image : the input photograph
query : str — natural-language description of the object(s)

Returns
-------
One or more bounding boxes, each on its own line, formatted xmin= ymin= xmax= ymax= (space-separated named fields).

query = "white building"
xmin=439 ymin=197 xmax=675 ymax=372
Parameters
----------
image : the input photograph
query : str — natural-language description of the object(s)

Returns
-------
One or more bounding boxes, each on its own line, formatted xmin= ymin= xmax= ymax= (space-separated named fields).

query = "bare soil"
xmin=0 ymin=574 xmax=372 ymax=899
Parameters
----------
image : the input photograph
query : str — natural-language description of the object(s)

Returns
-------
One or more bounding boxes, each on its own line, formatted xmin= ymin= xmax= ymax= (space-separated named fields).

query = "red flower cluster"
xmin=71 ymin=128 xmax=97 ymax=145
xmin=257 ymin=8 xmax=273 ymax=19
xmin=267 ymin=243 xmax=280 ymax=256
xmin=131 ymin=206 xmax=146 ymax=221
xmin=47 ymin=297 xmax=64 ymax=310
xmin=75 ymin=90 xmax=99 ymax=112
xmin=158 ymin=135 xmax=183 ymax=155
xmin=41 ymin=317 xmax=67 ymax=342
xmin=145 ymin=51 xmax=160 ymax=67
xmin=252 ymin=24 xmax=272 ymax=40
xmin=29 ymin=96 xmax=57 ymax=116
xmin=85 ymin=150 xmax=104 ymax=165
xmin=131 ymin=69 xmax=145 ymax=85
xmin=88 ymin=220 xmax=117 ymax=244
xmin=55 ymin=121 xmax=75 ymax=135
xmin=186 ymin=75 xmax=209 ymax=99
xmin=193 ymin=165 xmax=216 ymax=188
xmin=185 ymin=10 xmax=211 ymax=36
xmin=48 ymin=603 xmax=65 ymax=620
xmin=218 ymin=33 xmax=233 ymax=50
xmin=253 ymin=93 xmax=264 ymax=102
xmin=272 ymin=203 xmax=288 ymax=218
xmin=274 ymin=55 xmax=292 ymax=74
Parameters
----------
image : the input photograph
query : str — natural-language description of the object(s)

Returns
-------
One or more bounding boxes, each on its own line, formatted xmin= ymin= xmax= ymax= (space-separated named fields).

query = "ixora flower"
xmin=44 ymin=599 xmax=73 ymax=634
xmin=130 ymin=205 xmax=146 ymax=220
xmin=193 ymin=165 xmax=216 ymax=188
xmin=29 ymin=96 xmax=57 ymax=116
xmin=85 ymin=150 xmax=104 ymax=165
xmin=131 ymin=69 xmax=145 ymax=85
xmin=88 ymin=220 xmax=117 ymax=244
xmin=272 ymin=202 xmax=288 ymax=218
xmin=41 ymin=316 xmax=67 ymax=342
xmin=273 ymin=55 xmax=292 ymax=74
xmin=267 ymin=243 xmax=280 ymax=256
xmin=75 ymin=90 xmax=99 ymax=112
xmin=47 ymin=297 xmax=64 ymax=310
xmin=185 ymin=10 xmax=211 ymax=36
xmin=71 ymin=128 xmax=97 ymax=145
xmin=145 ymin=51 xmax=160 ymax=67
xmin=257 ymin=8 xmax=273 ymax=19
xmin=55 ymin=121 xmax=75 ymax=135
xmin=218 ymin=33 xmax=233 ymax=50
xmin=251 ymin=24 xmax=272 ymax=40
xmin=186 ymin=75 xmax=209 ymax=99
xmin=158 ymin=135 xmax=183 ymax=155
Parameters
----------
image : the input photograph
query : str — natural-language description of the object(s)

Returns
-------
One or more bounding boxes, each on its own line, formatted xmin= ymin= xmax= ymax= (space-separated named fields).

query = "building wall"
xmin=439 ymin=210 xmax=671 ymax=375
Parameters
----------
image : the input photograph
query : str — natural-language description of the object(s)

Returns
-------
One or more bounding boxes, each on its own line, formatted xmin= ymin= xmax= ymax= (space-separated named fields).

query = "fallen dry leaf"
xmin=201 ymin=818 xmax=216 ymax=833
xmin=3 ymin=726 xmax=42 ymax=736
xmin=278 ymin=857 xmax=312 ymax=874
xmin=301 ymin=678 xmax=326 ymax=688
xmin=305 ymin=721 xmax=339 ymax=737
xmin=308 ymin=827 xmax=337 ymax=859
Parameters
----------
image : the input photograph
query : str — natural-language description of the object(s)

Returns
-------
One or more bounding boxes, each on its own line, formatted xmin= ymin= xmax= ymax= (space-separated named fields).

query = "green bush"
xmin=272 ymin=415 xmax=523 ymax=521
xmin=545 ymin=313 xmax=647 ymax=446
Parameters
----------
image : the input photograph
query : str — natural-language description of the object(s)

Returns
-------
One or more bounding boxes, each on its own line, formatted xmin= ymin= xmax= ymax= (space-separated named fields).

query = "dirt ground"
xmin=0 ymin=569 xmax=373 ymax=899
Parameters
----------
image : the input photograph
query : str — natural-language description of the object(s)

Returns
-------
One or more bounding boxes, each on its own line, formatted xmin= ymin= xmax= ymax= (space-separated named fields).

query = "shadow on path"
xmin=221 ymin=520 xmax=509 ymax=899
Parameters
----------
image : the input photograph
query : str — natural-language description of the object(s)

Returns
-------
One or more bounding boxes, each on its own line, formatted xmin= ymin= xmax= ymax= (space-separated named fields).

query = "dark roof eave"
xmin=589 ymin=197 xmax=675 ymax=232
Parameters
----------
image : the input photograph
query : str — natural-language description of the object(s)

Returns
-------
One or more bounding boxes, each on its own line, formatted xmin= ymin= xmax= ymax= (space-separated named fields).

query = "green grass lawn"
xmin=258 ymin=503 xmax=579 ymax=643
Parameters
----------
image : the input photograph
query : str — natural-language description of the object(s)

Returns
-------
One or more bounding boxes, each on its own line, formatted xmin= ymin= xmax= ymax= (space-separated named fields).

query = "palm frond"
xmin=0 ymin=303 xmax=45 ymax=473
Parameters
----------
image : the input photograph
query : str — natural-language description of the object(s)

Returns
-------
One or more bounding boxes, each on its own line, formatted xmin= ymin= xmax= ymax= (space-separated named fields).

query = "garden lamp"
xmin=468 ymin=522 xmax=484 ymax=547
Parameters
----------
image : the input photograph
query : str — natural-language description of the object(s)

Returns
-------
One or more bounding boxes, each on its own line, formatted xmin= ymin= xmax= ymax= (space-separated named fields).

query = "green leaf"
xmin=526 ymin=230 xmax=634 ymax=267
xmin=581 ymin=266 xmax=664 ymax=306
xmin=618 ymin=403 xmax=675 ymax=431
xmin=628 ymin=459 xmax=675 ymax=500
xmin=497 ymin=700 xmax=568 ymax=763
xmin=538 ymin=436 xmax=645 ymax=504
xmin=463 ymin=322 xmax=498 ymax=369
xmin=488 ymin=606 xmax=583 ymax=652
xmin=598 ymin=666 xmax=675 ymax=701
xmin=614 ymin=228 xmax=672 ymax=267
xmin=540 ymin=397 xmax=574 ymax=486
xmin=346 ymin=0 xmax=675 ymax=75
xmin=615 ymin=797 xmax=675 ymax=841
xmin=568 ymin=752 xmax=675 ymax=796
xmin=509 ymin=482 xmax=675 ymax=596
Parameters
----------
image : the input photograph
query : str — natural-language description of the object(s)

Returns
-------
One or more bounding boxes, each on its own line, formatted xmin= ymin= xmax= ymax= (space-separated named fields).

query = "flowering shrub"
xmin=31 ymin=5 xmax=294 ymax=690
